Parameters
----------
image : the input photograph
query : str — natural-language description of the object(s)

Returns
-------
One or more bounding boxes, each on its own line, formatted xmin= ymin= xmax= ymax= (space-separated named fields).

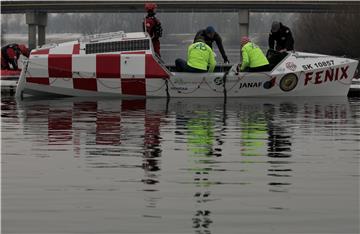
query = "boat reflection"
xmin=14 ymin=96 xmax=353 ymax=232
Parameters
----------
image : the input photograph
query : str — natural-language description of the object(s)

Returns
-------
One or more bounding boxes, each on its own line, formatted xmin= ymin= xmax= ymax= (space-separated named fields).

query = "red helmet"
xmin=18 ymin=44 xmax=30 ymax=57
xmin=240 ymin=36 xmax=251 ymax=46
xmin=145 ymin=2 xmax=157 ymax=12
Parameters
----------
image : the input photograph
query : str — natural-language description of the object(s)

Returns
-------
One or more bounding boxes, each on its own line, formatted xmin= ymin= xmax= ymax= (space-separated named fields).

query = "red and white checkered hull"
xmin=16 ymin=32 xmax=171 ymax=98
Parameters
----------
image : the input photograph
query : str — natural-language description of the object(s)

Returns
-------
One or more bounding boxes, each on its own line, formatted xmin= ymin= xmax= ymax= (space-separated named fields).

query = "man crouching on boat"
xmin=240 ymin=36 xmax=270 ymax=72
xmin=175 ymin=36 xmax=216 ymax=73
xmin=1 ymin=44 xmax=29 ymax=70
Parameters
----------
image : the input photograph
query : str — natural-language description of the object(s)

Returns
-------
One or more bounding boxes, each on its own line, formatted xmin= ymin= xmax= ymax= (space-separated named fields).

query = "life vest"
xmin=144 ymin=16 xmax=162 ymax=39
xmin=241 ymin=42 xmax=269 ymax=71
xmin=2 ymin=44 xmax=21 ymax=61
xmin=1 ymin=44 xmax=21 ymax=70
xmin=187 ymin=41 xmax=216 ymax=72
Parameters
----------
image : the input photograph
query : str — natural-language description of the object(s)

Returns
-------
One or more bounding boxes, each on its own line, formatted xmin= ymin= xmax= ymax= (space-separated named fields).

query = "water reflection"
xmin=184 ymin=111 xmax=216 ymax=233
xmin=263 ymin=103 xmax=295 ymax=193
xmin=2 ymin=96 xmax=357 ymax=234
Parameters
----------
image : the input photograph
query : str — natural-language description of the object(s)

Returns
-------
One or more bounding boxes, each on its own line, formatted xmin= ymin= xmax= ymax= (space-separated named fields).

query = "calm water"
xmin=2 ymin=96 xmax=359 ymax=234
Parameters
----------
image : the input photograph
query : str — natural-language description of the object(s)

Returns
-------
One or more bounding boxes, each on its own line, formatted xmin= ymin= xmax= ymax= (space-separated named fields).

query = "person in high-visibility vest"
xmin=240 ymin=36 xmax=270 ymax=72
xmin=175 ymin=36 xmax=216 ymax=73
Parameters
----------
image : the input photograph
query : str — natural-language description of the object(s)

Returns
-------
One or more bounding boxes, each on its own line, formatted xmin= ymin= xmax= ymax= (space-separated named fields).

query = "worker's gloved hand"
xmin=224 ymin=58 xmax=230 ymax=64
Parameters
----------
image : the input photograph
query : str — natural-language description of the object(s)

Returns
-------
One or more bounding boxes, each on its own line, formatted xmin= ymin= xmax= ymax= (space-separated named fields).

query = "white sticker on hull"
xmin=121 ymin=54 xmax=145 ymax=78
xmin=72 ymin=55 xmax=96 ymax=78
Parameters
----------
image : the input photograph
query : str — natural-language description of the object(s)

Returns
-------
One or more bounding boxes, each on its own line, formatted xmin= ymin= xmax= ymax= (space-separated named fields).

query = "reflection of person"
xmin=143 ymin=3 xmax=163 ymax=57
xmin=240 ymin=36 xmax=270 ymax=72
xmin=268 ymin=21 xmax=294 ymax=52
xmin=1 ymin=44 xmax=30 ymax=70
xmin=264 ymin=103 xmax=294 ymax=158
xmin=184 ymin=112 xmax=215 ymax=233
xmin=175 ymin=37 xmax=216 ymax=73
xmin=241 ymin=121 xmax=267 ymax=156
xmin=194 ymin=26 xmax=229 ymax=64
xmin=187 ymin=114 xmax=214 ymax=156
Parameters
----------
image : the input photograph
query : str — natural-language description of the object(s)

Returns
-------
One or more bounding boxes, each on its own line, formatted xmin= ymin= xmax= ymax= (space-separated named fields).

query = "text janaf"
xmin=304 ymin=66 xmax=349 ymax=86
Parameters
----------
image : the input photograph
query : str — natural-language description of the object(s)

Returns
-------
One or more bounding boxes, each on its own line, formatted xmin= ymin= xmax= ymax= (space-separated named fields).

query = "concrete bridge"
xmin=2 ymin=0 xmax=360 ymax=49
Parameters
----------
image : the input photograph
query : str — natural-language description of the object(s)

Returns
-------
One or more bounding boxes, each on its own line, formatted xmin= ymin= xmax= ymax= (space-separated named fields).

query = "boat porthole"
xmin=280 ymin=73 xmax=298 ymax=92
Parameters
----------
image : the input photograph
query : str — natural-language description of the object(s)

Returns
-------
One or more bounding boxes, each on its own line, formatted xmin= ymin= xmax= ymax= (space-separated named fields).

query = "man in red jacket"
xmin=143 ymin=2 xmax=163 ymax=57
xmin=1 ymin=44 xmax=30 ymax=70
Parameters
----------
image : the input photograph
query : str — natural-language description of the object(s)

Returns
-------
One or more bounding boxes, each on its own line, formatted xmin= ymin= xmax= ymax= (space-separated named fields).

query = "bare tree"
xmin=293 ymin=11 xmax=360 ymax=58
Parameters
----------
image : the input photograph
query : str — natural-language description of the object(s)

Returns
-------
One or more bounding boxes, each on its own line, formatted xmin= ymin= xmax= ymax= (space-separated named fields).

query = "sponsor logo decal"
xmin=286 ymin=62 xmax=297 ymax=71
xmin=263 ymin=77 xmax=276 ymax=89
xmin=280 ymin=73 xmax=298 ymax=92
xmin=214 ymin=77 xmax=223 ymax=86
xmin=304 ymin=66 xmax=349 ymax=86
xmin=170 ymin=86 xmax=188 ymax=91
xmin=239 ymin=82 xmax=262 ymax=89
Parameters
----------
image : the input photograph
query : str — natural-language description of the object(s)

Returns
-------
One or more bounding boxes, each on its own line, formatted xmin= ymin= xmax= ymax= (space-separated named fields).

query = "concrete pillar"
xmin=38 ymin=25 xmax=46 ymax=46
xmin=28 ymin=24 xmax=37 ymax=50
xmin=26 ymin=12 xmax=48 ymax=50
xmin=238 ymin=9 xmax=249 ymax=60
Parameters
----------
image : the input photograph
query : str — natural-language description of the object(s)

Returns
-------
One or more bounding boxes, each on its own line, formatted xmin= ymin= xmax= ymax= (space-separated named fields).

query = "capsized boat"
xmin=16 ymin=31 xmax=358 ymax=98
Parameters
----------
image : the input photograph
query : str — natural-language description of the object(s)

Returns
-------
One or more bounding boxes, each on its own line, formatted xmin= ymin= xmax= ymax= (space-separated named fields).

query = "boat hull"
xmin=15 ymin=31 xmax=359 ymax=98
xmin=17 ymin=62 xmax=358 ymax=98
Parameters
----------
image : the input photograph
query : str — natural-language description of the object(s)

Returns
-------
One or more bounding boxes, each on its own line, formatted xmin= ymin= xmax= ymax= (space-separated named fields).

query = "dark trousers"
xmin=152 ymin=39 xmax=160 ymax=57
xmin=248 ymin=64 xmax=271 ymax=72
xmin=175 ymin=58 xmax=207 ymax=73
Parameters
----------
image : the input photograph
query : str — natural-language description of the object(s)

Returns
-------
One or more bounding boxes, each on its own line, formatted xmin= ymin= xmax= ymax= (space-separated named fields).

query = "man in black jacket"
xmin=194 ymin=26 xmax=230 ymax=64
xmin=268 ymin=21 xmax=294 ymax=52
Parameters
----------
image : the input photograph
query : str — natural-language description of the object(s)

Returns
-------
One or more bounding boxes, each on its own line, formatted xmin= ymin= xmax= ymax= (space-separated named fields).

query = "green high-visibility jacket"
xmin=241 ymin=42 xmax=269 ymax=71
xmin=187 ymin=42 xmax=216 ymax=72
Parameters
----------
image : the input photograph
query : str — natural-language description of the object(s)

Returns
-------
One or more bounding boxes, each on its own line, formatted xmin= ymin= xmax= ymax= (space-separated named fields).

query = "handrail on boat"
xmin=78 ymin=31 xmax=126 ymax=43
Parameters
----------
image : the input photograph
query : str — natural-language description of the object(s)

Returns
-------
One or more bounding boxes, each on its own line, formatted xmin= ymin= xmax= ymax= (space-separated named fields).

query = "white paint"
xmin=72 ymin=55 xmax=96 ymax=78
xmin=121 ymin=54 xmax=145 ymax=79
xmin=27 ymin=55 xmax=49 ymax=77
xmin=49 ymin=77 xmax=73 ymax=89
xmin=49 ymin=43 xmax=74 ymax=54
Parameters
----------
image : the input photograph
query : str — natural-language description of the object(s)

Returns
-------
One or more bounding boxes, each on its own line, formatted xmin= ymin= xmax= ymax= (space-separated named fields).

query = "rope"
xmin=165 ymin=79 xmax=170 ymax=98
xmin=142 ymin=79 xmax=167 ymax=93
xmin=97 ymin=79 xmax=121 ymax=89
xmin=167 ymin=77 xmax=206 ymax=95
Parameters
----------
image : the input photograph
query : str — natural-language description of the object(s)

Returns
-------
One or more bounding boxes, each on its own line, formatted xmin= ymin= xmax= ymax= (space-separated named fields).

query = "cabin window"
xmin=85 ymin=39 xmax=150 ymax=54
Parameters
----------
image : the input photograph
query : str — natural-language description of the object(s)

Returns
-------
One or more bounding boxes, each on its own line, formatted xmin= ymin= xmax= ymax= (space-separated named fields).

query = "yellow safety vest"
xmin=241 ymin=42 xmax=269 ymax=71
xmin=187 ymin=42 xmax=216 ymax=72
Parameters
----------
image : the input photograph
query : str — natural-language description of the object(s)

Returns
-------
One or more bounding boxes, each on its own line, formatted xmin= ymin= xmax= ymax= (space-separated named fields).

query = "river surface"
xmin=1 ymin=96 xmax=359 ymax=234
